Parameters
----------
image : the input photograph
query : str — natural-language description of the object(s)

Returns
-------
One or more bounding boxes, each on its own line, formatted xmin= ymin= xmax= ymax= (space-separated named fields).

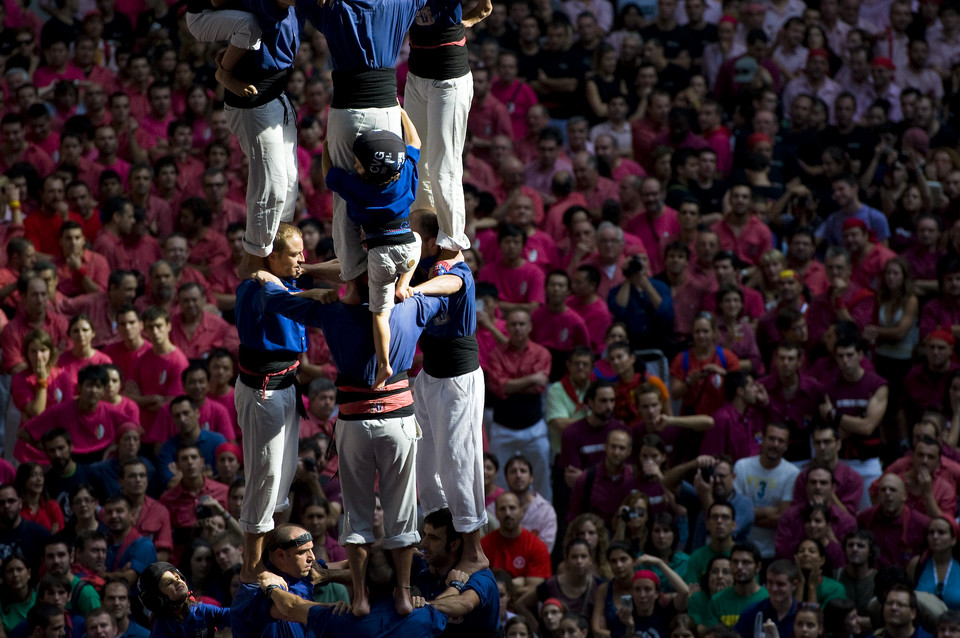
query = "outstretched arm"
xmin=413 ymin=274 xmax=464 ymax=296
xmin=400 ymin=108 xmax=421 ymax=150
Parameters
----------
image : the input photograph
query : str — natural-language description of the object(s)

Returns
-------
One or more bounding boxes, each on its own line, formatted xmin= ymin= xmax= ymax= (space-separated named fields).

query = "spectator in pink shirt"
xmin=102 ymin=305 xmax=152 ymax=385
xmin=53 ymin=222 xmax=109 ymax=297
xmin=568 ymin=264 xmax=613 ymax=354
xmin=178 ymin=198 xmax=230 ymax=277
xmin=469 ymin=65 xmax=514 ymax=161
xmin=0 ymin=274 xmax=69 ymax=374
xmin=92 ymin=125 xmax=131 ymax=196
xmin=153 ymin=363 xmax=237 ymax=443
xmin=57 ymin=314 xmax=113 ymax=398
xmin=532 ymin=270 xmax=591 ymax=381
xmin=572 ymin=151 xmax=619 ymax=215
xmin=169 ymin=282 xmax=239 ymax=360
xmin=524 ymin=128 xmax=572 ymax=198
xmin=712 ymin=182 xmax=774 ymax=268
xmin=33 ymin=39 xmax=84 ymax=90
xmin=491 ymin=51 xmax=538 ymax=141
xmin=624 ymin=177 xmax=679 ymax=274
xmin=119 ymin=458 xmax=173 ymax=561
xmin=124 ymin=305 xmax=189 ymax=441
xmin=478 ymin=224 xmax=547 ymax=314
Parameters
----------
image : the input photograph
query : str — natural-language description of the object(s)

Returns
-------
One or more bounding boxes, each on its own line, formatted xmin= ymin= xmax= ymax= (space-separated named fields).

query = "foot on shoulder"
xmin=216 ymin=67 xmax=258 ymax=97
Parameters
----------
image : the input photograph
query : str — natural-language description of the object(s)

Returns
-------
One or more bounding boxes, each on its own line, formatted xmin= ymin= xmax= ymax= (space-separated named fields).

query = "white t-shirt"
xmin=733 ymin=455 xmax=801 ymax=558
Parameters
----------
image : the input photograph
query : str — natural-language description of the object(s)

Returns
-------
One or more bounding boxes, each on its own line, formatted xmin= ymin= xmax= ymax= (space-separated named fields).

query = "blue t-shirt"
xmin=325 ymin=146 xmax=419 ymax=244
xmin=412 ymin=560 xmax=499 ymax=638
xmin=234 ymin=0 xmax=303 ymax=73
xmin=157 ymin=430 xmax=227 ymax=484
xmin=302 ymin=0 xmax=425 ymax=71
xmin=152 ymin=603 xmax=230 ymax=638
xmin=106 ymin=535 xmax=157 ymax=574
xmin=422 ymin=261 xmax=477 ymax=341
xmin=230 ymin=577 xmax=312 ymax=638
xmin=817 ymin=204 xmax=891 ymax=246
xmin=734 ymin=599 xmax=796 ymax=638
xmin=260 ymin=284 xmax=447 ymax=386
xmin=307 ymin=598 xmax=446 ymax=637
xmin=119 ymin=621 xmax=150 ymax=638
xmin=236 ymin=279 xmax=308 ymax=355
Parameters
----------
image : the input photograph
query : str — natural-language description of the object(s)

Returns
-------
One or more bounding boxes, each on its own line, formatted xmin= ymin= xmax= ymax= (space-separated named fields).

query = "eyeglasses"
xmin=17 ymin=38 xmax=32 ymax=45
xmin=204 ymin=182 xmax=226 ymax=188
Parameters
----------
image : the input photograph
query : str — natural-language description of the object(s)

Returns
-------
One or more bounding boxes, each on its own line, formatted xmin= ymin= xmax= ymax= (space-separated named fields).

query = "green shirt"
xmin=815 ymin=577 xmax=847 ymax=606
xmin=544 ymin=380 xmax=588 ymax=453
xmin=1 ymin=591 xmax=36 ymax=633
xmin=69 ymin=575 xmax=101 ymax=616
xmin=649 ymin=552 xmax=689 ymax=593
xmin=707 ymin=586 xmax=769 ymax=627
xmin=688 ymin=590 xmax=712 ymax=627
xmin=686 ymin=545 xmax=731 ymax=586
xmin=314 ymin=582 xmax=350 ymax=604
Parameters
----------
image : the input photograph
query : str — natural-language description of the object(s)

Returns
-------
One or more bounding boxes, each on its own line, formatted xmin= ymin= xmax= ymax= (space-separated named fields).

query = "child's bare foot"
xmin=395 ymin=587 xmax=414 ymax=616
xmin=374 ymin=361 xmax=393 ymax=389
xmin=352 ymin=592 xmax=371 ymax=618
xmin=453 ymin=555 xmax=490 ymax=576
xmin=394 ymin=285 xmax=413 ymax=303
xmin=341 ymin=280 xmax=361 ymax=305
xmin=216 ymin=66 xmax=258 ymax=97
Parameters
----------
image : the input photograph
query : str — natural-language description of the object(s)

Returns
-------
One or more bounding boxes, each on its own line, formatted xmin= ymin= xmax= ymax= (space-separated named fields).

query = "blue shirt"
xmin=236 ymin=279 xmax=308 ymax=355
xmin=157 ymin=430 xmax=227 ymax=485
xmin=234 ymin=0 xmax=303 ymax=74
xmin=306 ymin=598 xmax=447 ymax=637
xmin=412 ymin=0 xmax=462 ymax=35
xmin=734 ymin=599 xmax=796 ymax=638
xmin=88 ymin=456 xmax=159 ymax=499
xmin=152 ymin=603 xmax=230 ymax=638
xmin=422 ymin=261 xmax=477 ymax=340
xmin=325 ymin=146 xmax=419 ymax=241
xmin=412 ymin=559 xmax=500 ymax=638
xmin=259 ymin=284 xmax=447 ymax=385
xmin=106 ymin=535 xmax=156 ymax=574
xmin=817 ymin=204 xmax=891 ymax=246
xmin=606 ymin=277 xmax=674 ymax=338
xmin=119 ymin=621 xmax=150 ymax=638
xmin=302 ymin=0 xmax=425 ymax=71
xmin=230 ymin=577 xmax=312 ymax=638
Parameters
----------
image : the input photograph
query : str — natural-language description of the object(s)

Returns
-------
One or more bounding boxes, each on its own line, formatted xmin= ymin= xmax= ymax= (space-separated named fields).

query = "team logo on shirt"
xmin=159 ymin=370 xmax=167 ymax=385
xmin=96 ymin=424 xmax=105 ymax=440
xmin=520 ymin=282 xmax=528 ymax=295
xmin=512 ymin=556 xmax=527 ymax=570
xmin=560 ymin=328 xmax=569 ymax=343
xmin=433 ymin=312 xmax=451 ymax=326
xmin=529 ymin=249 xmax=539 ymax=262
xmin=54 ymin=388 xmax=63 ymax=402
xmin=414 ymin=6 xmax=435 ymax=26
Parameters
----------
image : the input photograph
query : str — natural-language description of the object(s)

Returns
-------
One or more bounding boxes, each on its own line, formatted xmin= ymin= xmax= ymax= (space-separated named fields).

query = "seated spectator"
xmin=157 ymin=396 xmax=228 ymax=487
xmin=57 ymin=315 xmax=113 ymax=399
xmin=1 ymin=274 xmax=69 ymax=374
xmin=504 ymin=454 xmax=558 ymax=553
xmin=546 ymin=348 xmax=595 ymax=464
xmin=715 ymin=286 xmax=764 ymax=374
xmin=907 ymin=517 xmax=960 ymax=611
xmin=159 ymin=444 xmax=229 ymax=545
xmin=155 ymin=364 xmax=236 ymax=445
xmin=102 ymin=305 xmax=152 ymax=387
xmin=611 ymin=491 xmax=652 ymax=558
xmin=591 ymin=541 xmax=640 ymax=638
xmin=644 ymin=512 xmax=690 ymax=593
xmin=608 ymin=343 xmax=670 ymax=424
xmin=62 ymin=484 xmax=110 ymax=547
xmin=117 ymin=458 xmax=172 ymax=562
xmin=686 ymin=502 xmax=737 ymax=586
xmin=688 ymin=555 xmax=733 ymax=630
xmin=481 ymin=492 xmax=552 ymax=600
xmin=0 ymin=483 xmax=51 ymax=566
xmin=205 ymin=349 xmax=239 ymax=432
xmin=42 ymin=538 xmax=100 ymax=617
xmin=477 ymin=224 xmax=546 ymax=314
xmin=101 ymin=577 xmax=149 ymax=638
xmin=775 ymin=465 xmax=857 ymax=564
xmin=883 ymin=436 xmax=958 ymax=520
xmin=733 ymin=422 xmax=800 ymax=561
xmin=733 ymin=559 xmax=799 ymax=637
xmin=670 ymin=312 xmax=741 ymax=416
xmin=102 ymin=496 xmax=157 ymax=586
xmin=10 ymin=329 xmax=69 ymax=422
xmin=0 ymin=554 xmax=35 ymax=634
xmin=608 ymin=252 xmax=674 ymax=351
xmin=706 ymin=542 xmax=768 ymax=628
xmin=617 ymin=567 xmax=690 ymax=637
xmin=702 ymin=251 xmax=766 ymax=321
xmin=856 ymin=473 xmax=930 ymax=568
xmin=875 ymin=585 xmax=930 ymax=638
xmin=569 ymin=429 xmax=641 ymax=527
xmin=817 ymin=174 xmax=890 ymax=247
xmin=531 ymin=270 xmax=590 ymax=381
xmin=793 ymin=538 xmax=847 ymax=607
xmin=702 ymin=370 xmax=763 ymax=460
xmin=213 ymin=444 xmax=242 ymax=488
xmin=557 ymin=379 xmax=624 ymax=487
xmin=14 ymin=462 xmax=64 ymax=534
xmin=169 ymin=282 xmax=239 ymax=360
xmin=18 ymin=364 xmax=126 ymax=464
xmin=516 ymin=538 xmax=600 ymax=629
xmin=836 ymin=529 xmax=878 ymax=614
xmin=902 ymin=332 xmax=958 ymax=429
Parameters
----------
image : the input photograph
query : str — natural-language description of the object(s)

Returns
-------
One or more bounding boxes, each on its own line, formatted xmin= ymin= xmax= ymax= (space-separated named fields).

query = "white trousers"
xmin=235 ymin=381 xmax=300 ymax=533
xmin=185 ymin=9 xmax=261 ymax=50
xmin=226 ymin=94 xmax=298 ymax=257
xmin=325 ymin=106 xmax=402 ymax=280
xmin=414 ymin=368 xmax=487 ymax=533
xmin=336 ymin=414 xmax=420 ymax=549
xmin=404 ymin=72 xmax=473 ymax=252
xmin=489 ymin=419 xmax=552 ymax=502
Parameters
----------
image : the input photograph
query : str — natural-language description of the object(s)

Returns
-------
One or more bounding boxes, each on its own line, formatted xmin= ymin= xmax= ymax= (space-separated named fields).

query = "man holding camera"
xmin=607 ymin=250 xmax=674 ymax=351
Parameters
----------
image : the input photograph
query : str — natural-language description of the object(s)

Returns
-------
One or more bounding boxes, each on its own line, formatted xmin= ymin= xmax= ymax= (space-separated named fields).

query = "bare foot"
xmin=216 ymin=66 xmax=258 ymax=97
xmin=341 ymin=280 xmax=362 ymax=305
xmin=239 ymin=253 xmax=265 ymax=280
xmin=373 ymin=361 xmax=393 ymax=389
xmin=352 ymin=592 xmax=371 ymax=618
xmin=395 ymin=587 xmax=414 ymax=616
xmin=436 ymin=248 xmax=463 ymax=263
xmin=453 ymin=555 xmax=491 ymax=576
xmin=240 ymin=562 xmax=265 ymax=584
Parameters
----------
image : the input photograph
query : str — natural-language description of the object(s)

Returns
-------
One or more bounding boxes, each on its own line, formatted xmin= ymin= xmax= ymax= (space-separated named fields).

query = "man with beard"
xmin=41 ymin=429 xmax=106 ymax=518
xmin=230 ymin=525 xmax=316 ymax=638
xmin=102 ymin=578 xmax=149 ymax=638
xmin=43 ymin=537 xmax=101 ymax=616
xmin=103 ymin=496 xmax=156 ymax=586
xmin=0 ymin=483 xmax=50 ymax=564
xmin=557 ymin=381 xmax=623 ymax=488
xmin=706 ymin=542 xmax=768 ymax=627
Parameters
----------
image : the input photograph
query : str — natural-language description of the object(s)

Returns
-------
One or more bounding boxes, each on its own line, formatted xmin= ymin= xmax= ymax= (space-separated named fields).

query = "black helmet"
xmin=137 ymin=562 xmax=188 ymax=613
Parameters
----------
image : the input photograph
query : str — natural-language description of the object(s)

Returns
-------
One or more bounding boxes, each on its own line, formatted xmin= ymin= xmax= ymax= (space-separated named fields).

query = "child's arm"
xmin=399 ymin=108 xmax=421 ymax=151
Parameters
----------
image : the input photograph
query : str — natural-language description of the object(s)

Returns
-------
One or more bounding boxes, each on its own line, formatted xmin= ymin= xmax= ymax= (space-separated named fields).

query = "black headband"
xmin=271 ymin=532 xmax=313 ymax=551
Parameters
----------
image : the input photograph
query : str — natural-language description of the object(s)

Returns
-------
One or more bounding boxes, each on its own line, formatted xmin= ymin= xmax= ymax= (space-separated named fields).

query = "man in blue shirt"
xmin=413 ymin=508 xmax=500 ymax=638
xmin=259 ymin=546 xmax=447 ymax=637
xmin=103 ymin=496 xmax=157 ymax=587
xmin=410 ymin=210 xmax=489 ymax=574
xmin=817 ymin=174 xmax=891 ymax=246
xmin=156 ymin=396 xmax=227 ymax=487
xmin=405 ymin=0 xmax=491 ymax=262
xmin=230 ymin=524 xmax=316 ymax=638
xmin=136 ymin=562 xmax=230 ymax=638
xmin=734 ymin=560 xmax=799 ymax=638
xmin=234 ymin=223 xmax=309 ymax=583
xmin=253 ymin=261 xmax=447 ymax=617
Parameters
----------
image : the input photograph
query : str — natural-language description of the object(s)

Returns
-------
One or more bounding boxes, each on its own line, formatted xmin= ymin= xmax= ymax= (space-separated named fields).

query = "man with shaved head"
xmin=856 ymin=473 xmax=930 ymax=568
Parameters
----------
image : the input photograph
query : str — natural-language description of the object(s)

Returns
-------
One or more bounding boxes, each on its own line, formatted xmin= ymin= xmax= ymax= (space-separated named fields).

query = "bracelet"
xmin=9 ymin=200 xmax=20 ymax=209
xmin=265 ymin=584 xmax=283 ymax=595
xmin=450 ymin=580 xmax=466 ymax=593
xmin=36 ymin=378 xmax=48 ymax=389
xmin=75 ymin=267 xmax=88 ymax=278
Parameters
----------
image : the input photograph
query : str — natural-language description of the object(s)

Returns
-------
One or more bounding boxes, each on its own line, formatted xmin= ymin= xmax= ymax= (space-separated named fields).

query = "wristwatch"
xmin=450 ymin=580 xmax=466 ymax=593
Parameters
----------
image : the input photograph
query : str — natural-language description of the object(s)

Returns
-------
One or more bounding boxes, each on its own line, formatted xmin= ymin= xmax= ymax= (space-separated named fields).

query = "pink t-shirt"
xmin=530 ymin=307 xmax=590 ymax=352
xmin=478 ymin=260 xmax=547 ymax=306
xmin=153 ymin=399 xmax=237 ymax=442
xmin=132 ymin=347 xmax=189 ymax=440
xmin=102 ymin=340 xmax=152 ymax=387
xmin=18 ymin=400 xmax=127 ymax=461
xmin=567 ymin=296 xmax=613 ymax=354
xmin=56 ymin=349 xmax=114 ymax=400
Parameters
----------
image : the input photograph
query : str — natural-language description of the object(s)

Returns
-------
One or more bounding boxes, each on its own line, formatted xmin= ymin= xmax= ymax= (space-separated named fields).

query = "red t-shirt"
xmin=480 ymin=528 xmax=552 ymax=579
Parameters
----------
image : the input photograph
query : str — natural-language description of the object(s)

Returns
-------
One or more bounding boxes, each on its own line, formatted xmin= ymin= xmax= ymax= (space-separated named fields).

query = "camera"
xmin=700 ymin=465 xmax=715 ymax=482
xmin=623 ymin=255 xmax=646 ymax=277
xmin=196 ymin=504 xmax=213 ymax=519
xmin=620 ymin=507 xmax=641 ymax=522
xmin=302 ymin=456 xmax=317 ymax=473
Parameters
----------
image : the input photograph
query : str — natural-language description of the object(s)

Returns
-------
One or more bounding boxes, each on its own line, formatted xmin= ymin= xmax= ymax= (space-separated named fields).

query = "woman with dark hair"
xmin=0 ymin=553 xmax=34 ymax=633
xmin=563 ymin=513 xmax=612 ymax=579
xmin=14 ymin=462 xmax=63 ymax=533
xmin=670 ymin=312 xmax=741 ymax=416
xmin=60 ymin=484 xmax=108 ymax=544
xmin=298 ymin=495 xmax=345 ymax=563
xmin=178 ymin=539 xmax=223 ymax=604
xmin=518 ymin=538 xmax=601 ymax=627
xmin=611 ymin=491 xmax=651 ymax=558
xmin=11 ymin=329 xmax=67 ymax=421
xmin=823 ymin=597 xmax=865 ymax=638
xmin=801 ymin=503 xmax=846 ymax=569
xmin=794 ymin=538 xmax=846 ymax=605
xmin=907 ymin=516 xmax=960 ymax=609
xmin=585 ymin=44 xmax=629 ymax=124
xmin=687 ymin=555 xmax=732 ymax=628
xmin=643 ymin=512 xmax=689 ymax=592
xmin=762 ymin=604 xmax=825 ymax=638
xmin=483 ymin=452 xmax=505 ymax=509
xmin=619 ymin=568 xmax=689 ymax=638
xmin=503 ymin=615 xmax=537 ymax=638
xmin=592 ymin=542 xmax=638 ymax=638
xmin=716 ymin=285 xmax=763 ymax=374
xmin=58 ymin=314 xmax=112 ymax=399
